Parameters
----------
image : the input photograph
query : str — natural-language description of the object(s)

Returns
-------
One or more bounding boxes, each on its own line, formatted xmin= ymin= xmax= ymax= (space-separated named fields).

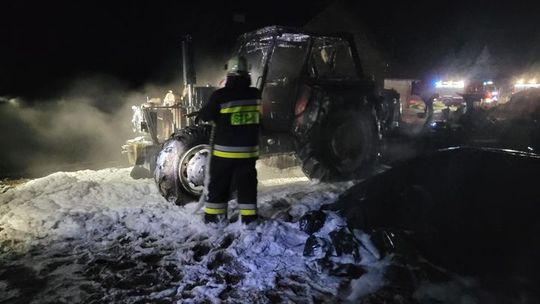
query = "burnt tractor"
xmin=123 ymin=26 xmax=401 ymax=204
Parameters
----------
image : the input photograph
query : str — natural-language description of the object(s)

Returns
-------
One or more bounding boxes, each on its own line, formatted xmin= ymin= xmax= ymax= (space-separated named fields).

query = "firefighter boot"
xmin=203 ymin=201 xmax=228 ymax=226
xmin=204 ymin=213 xmax=228 ymax=226
xmin=240 ymin=214 xmax=259 ymax=225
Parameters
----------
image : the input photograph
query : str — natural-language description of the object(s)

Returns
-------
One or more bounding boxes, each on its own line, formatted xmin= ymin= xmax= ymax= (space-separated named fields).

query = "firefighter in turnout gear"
xmin=197 ymin=56 xmax=261 ymax=225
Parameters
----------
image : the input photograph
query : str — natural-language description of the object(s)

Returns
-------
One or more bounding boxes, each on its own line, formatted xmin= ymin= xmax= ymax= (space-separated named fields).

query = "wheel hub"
xmin=186 ymin=150 xmax=208 ymax=186
xmin=179 ymin=144 xmax=211 ymax=196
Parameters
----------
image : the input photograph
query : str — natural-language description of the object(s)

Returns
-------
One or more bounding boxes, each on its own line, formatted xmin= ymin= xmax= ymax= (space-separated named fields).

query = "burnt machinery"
xmin=123 ymin=26 xmax=401 ymax=204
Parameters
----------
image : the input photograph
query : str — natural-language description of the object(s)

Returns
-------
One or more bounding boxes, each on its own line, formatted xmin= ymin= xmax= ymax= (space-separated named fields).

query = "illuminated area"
xmin=435 ymin=80 xmax=466 ymax=89
xmin=432 ymin=79 xmax=466 ymax=112
xmin=481 ymin=80 xmax=499 ymax=103
xmin=514 ymin=78 xmax=540 ymax=89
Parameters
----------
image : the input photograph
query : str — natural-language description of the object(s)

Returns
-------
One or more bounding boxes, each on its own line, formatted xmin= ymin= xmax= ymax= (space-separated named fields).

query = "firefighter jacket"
xmin=198 ymin=79 xmax=262 ymax=159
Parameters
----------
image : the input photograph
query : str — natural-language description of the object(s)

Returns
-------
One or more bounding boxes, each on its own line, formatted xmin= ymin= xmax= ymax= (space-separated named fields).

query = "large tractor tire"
xmin=296 ymin=109 xmax=380 ymax=181
xmin=154 ymin=125 xmax=211 ymax=205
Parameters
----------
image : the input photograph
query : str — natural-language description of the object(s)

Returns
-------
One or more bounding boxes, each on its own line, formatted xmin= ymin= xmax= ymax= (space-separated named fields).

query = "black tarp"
xmin=326 ymin=147 xmax=540 ymax=281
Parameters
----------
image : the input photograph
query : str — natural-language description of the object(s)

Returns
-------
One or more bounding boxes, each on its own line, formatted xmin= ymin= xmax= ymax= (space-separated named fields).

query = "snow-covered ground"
xmin=0 ymin=163 xmax=389 ymax=303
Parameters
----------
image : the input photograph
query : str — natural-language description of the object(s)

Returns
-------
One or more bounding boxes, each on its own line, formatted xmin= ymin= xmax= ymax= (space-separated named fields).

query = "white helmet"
xmin=226 ymin=56 xmax=248 ymax=76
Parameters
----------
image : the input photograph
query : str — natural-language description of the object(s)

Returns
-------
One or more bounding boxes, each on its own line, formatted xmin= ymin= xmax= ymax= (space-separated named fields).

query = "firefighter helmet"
xmin=226 ymin=56 xmax=248 ymax=76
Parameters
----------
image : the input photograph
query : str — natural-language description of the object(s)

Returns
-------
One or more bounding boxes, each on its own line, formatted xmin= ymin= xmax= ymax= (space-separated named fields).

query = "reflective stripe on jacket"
xmin=212 ymin=144 xmax=259 ymax=159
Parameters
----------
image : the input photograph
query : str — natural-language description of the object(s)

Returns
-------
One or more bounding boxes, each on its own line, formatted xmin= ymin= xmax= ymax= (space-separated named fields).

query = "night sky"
xmin=1 ymin=0 xmax=540 ymax=100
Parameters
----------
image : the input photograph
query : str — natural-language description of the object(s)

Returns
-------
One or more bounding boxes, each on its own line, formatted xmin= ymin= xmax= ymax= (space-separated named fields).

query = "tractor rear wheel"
xmin=154 ymin=125 xmax=211 ymax=205
xmin=296 ymin=109 xmax=379 ymax=181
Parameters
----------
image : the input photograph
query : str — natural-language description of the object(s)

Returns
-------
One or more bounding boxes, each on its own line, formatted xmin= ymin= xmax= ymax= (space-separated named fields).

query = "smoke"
xmin=432 ymin=45 xmax=500 ymax=81
xmin=192 ymin=48 xmax=230 ymax=87
xmin=0 ymin=76 xmax=172 ymax=178
xmin=0 ymin=42 xmax=236 ymax=179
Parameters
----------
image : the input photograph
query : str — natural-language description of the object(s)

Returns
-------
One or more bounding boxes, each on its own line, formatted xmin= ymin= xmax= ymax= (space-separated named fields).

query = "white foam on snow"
xmin=0 ymin=166 xmax=386 ymax=303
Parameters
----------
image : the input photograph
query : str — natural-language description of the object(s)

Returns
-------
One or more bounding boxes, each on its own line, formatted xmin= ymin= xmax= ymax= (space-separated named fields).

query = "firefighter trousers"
xmin=205 ymin=156 xmax=258 ymax=217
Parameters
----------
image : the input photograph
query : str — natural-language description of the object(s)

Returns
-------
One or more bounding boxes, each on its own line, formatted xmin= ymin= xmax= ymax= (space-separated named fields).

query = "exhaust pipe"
xmin=182 ymin=35 xmax=196 ymax=109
